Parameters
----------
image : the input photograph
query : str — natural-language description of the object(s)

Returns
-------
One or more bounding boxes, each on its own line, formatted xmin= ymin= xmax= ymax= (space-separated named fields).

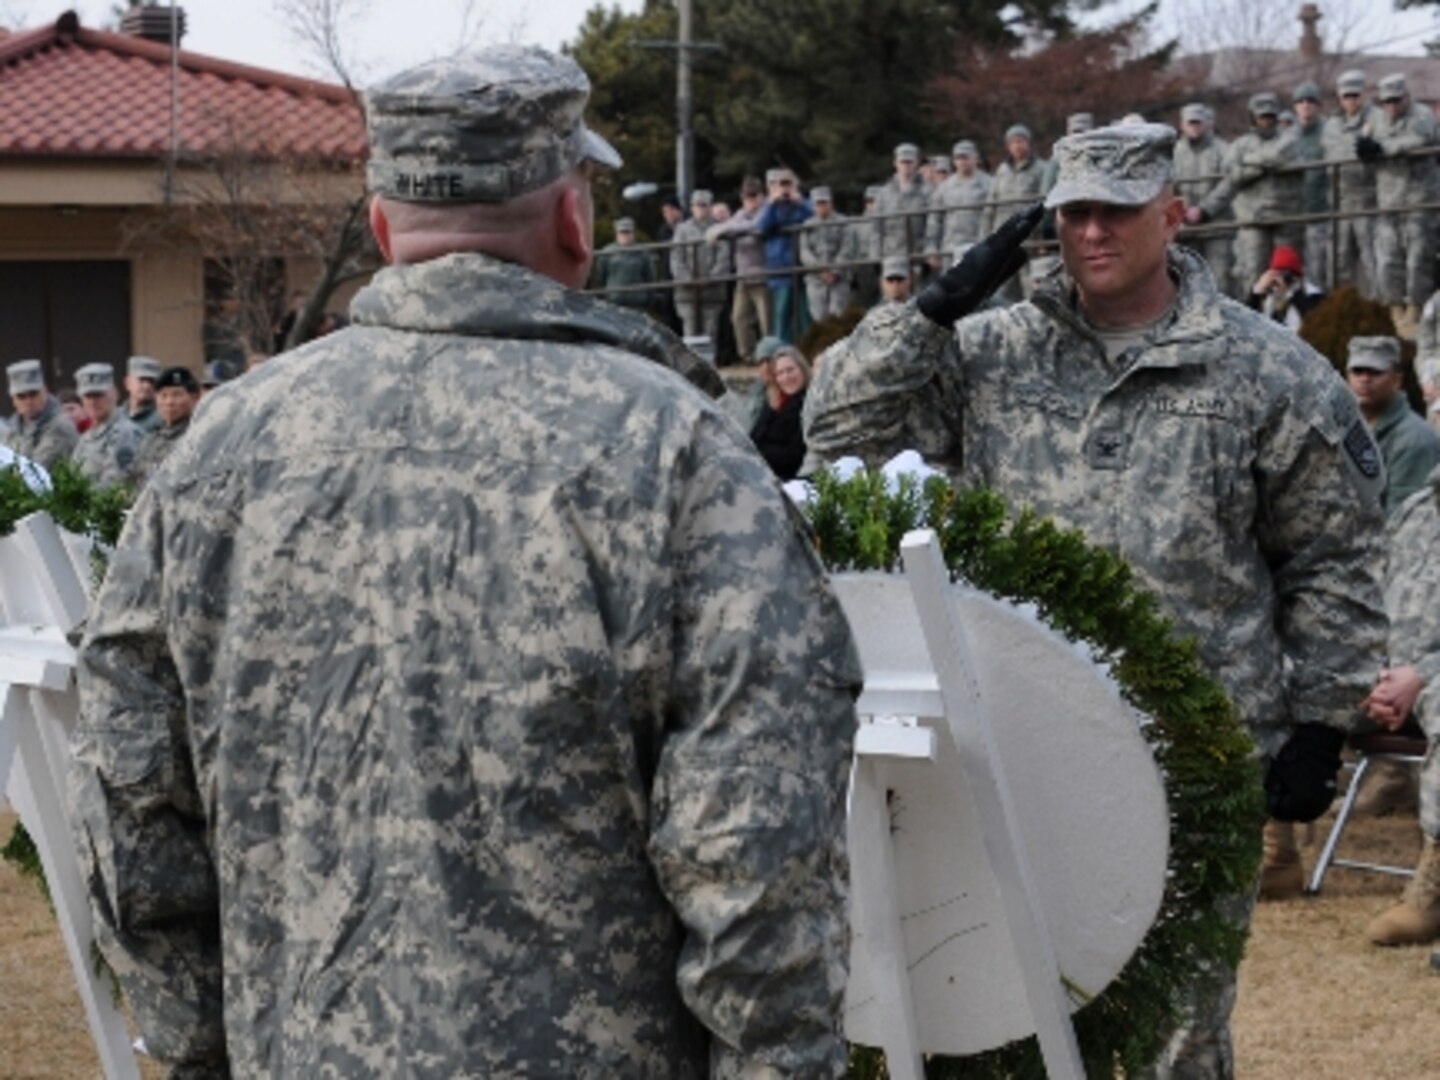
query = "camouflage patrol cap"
xmin=1379 ymin=74 xmax=1408 ymax=102
xmin=1336 ymin=69 xmax=1367 ymax=95
xmin=690 ymin=188 xmax=713 ymax=206
xmin=1005 ymin=124 xmax=1032 ymax=142
xmin=952 ymin=139 xmax=978 ymax=158
xmin=931 ymin=156 xmax=953 ymax=173
xmin=366 ymin=45 xmax=621 ymax=204
xmin=1180 ymin=103 xmax=1208 ymax=124
xmin=6 ymin=359 xmax=43 ymax=395
xmin=811 ymin=185 xmax=833 ymax=202
xmin=894 ymin=142 xmax=921 ymax=162
xmin=1347 ymin=336 xmax=1401 ymax=373
xmin=1067 ymin=112 xmax=1096 ymax=135
xmin=127 ymin=355 xmax=162 ymax=381
xmin=1249 ymin=92 xmax=1281 ymax=116
xmin=1293 ymin=81 xmax=1321 ymax=104
xmin=1044 ymin=122 xmax=1176 ymax=209
xmin=882 ymin=255 xmax=911 ymax=280
xmin=614 ymin=216 xmax=635 ymax=233
xmin=75 ymin=363 xmax=115 ymax=395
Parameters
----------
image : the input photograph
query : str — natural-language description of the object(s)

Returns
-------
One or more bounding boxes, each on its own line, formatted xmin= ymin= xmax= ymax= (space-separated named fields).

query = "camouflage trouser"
xmin=1421 ymin=704 xmax=1439 ymax=840
xmin=1374 ymin=209 xmax=1437 ymax=306
xmin=1333 ymin=207 xmax=1377 ymax=297
xmin=1302 ymin=223 xmax=1331 ymax=291
xmin=806 ymin=279 xmax=854 ymax=323
xmin=1141 ymin=887 xmax=1256 ymax=1079
xmin=676 ymin=287 xmax=725 ymax=341
xmin=1195 ymin=234 xmax=1233 ymax=299
xmin=1233 ymin=225 xmax=1301 ymax=299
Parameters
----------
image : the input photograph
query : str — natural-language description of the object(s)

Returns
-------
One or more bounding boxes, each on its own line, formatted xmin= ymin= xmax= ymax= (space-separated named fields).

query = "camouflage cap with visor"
xmin=1043 ymin=123 xmax=1176 ymax=210
xmin=366 ymin=45 xmax=622 ymax=204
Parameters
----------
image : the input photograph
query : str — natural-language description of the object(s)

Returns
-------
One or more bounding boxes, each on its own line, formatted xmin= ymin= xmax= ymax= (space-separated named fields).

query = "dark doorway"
xmin=0 ymin=261 xmax=132 ymax=392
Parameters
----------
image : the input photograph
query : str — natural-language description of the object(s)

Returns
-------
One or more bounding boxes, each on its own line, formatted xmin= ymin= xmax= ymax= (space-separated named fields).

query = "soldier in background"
xmin=800 ymin=186 xmax=856 ymax=321
xmin=852 ymin=185 xmax=885 ymax=308
xmin=72 ymin=363 xmax=141 ymax=489
xmin=982 ymin=123 xmax=1046 ymax=302
xmin=873 ymin=142 xmax=931 ymax=260
xmin=1219 ymin=92 xmax=1302 ymax=297
xmin=878 ymin=255 xmax=913 ymax=305
xmin=927 ymin=140 xmax=993 ymax=274
xmin=1323 ymin=69 xmax=1380 ymax=296
xmin=707 ymin=176 xmax=773 ymax=364
xmin=669 ymin=188 xmax=732 ymax=340
xmin=1177 ymin=103 xmax=1235 ymax=296
xmin=1344 ymin=336 xmax=1440 ymax=513
xmin=3 ymin=359 xmax=78 ymax=471
xmin=124 ymin=355 xmax=162 ymax=434
xmin=593 ymin=217 xmax=658 ymax=317
xmin=130 ymin=366 xmax=199 ymax=488
xmin=1291 ymin=81 xmax=1331 ymax=286
xmin=807 ymin=123 xmax=1387 ymax=1074
xmin=1360 ymin=73 xmax=1439 ymax=337
xmin=72 ymin=45 xmax=859 ymax=1078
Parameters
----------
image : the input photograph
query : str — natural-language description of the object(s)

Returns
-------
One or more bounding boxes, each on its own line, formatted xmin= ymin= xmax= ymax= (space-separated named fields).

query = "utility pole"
xmin=631 ymin=0 xmax=721 ymax=204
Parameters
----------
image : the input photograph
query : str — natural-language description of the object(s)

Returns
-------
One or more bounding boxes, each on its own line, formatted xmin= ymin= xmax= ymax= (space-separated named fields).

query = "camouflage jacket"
xmin=130 ymin=415 xmax=190 ymax=488
xmin=73 ymin=252 xmax=859 ymax=1078
xmin=3 ymin=395 xmax=78 ymax=471
xmin=1365 ymin=100 xmax=1440 ymax=208
xmin=800 ymin=212 xmax=857 ymax=281
xmin=670 ymin=215 xmax=733 ymax=298
xmin=1173 ymin=133 xmax=1232 ymax=221
xmin=1218 ymin=126 xmax=1302 ymax=225
xmin=981 ymin=157 xmax=1046 ymax=235
xmin=1322 ymin=105 xmax=1380 ymax=209
xmin=804 ymin=246 xmax=1387 ymax=747
xmin=1382 ymin=467 xmax=1440 ymax=738
xmin=71 ymin=410 xmax=141 ymax=490
xmin=873 ymin=174 xmax=931 ymax=258
xmin=927 ymin=171 xmax=994 ymax=257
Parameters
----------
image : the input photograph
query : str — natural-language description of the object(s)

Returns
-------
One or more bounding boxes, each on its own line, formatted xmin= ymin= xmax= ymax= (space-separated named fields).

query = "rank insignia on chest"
xmin=1087 ymin=428 xmax=1129 ymax=471
xmin=1343 ymin=420 xmax=1382 ymax=479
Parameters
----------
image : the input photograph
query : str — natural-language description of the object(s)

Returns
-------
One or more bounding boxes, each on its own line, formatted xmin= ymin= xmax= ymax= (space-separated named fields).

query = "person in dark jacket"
xmin=750 ymin=344 xmax=810 ymax=479
xmin=1247 ymin=244 xmax=1327 ymax=331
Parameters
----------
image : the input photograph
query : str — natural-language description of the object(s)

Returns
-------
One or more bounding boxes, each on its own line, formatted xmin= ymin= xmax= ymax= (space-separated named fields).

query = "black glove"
xmin=1264 ymin=723 xmax=1346 ymax=822
xmin=1355 ymin=135 xmax=1385 ymax=162
xmin=918 ymin=202 xmax=1045 ymax=326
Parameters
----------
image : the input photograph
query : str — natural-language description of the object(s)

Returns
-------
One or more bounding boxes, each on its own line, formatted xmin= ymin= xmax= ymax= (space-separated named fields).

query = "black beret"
xmin=155 ymin=366 xmax=200 ymax=393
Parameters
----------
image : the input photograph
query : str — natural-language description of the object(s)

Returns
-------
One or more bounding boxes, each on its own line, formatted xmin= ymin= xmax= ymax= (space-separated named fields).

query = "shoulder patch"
xmin=1343 ymin=419 xmax=1382 ymax=479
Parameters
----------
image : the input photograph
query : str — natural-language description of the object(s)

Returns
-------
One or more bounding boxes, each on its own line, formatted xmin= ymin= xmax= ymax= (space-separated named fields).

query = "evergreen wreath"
xmin=1 ymin=460 xmax=131 ymax=896
xmin=804 ymin=468 xmax=1265 ymax=1080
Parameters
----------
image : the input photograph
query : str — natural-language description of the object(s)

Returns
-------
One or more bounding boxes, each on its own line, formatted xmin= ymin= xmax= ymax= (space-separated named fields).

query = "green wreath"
xmin=803 ymin=467 xmax=1265 ymax=1080
xmin=0 ymin=460 xmax=131 ymax=895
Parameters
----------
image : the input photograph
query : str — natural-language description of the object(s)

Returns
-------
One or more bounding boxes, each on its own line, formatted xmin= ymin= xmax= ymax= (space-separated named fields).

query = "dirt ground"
xmin=2 ymin=800 xmax=1437 ymax=1078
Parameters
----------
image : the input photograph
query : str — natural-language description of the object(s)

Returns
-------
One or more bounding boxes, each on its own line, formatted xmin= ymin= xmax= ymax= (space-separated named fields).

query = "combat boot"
xmin=1352 ymin=758 xmax=1420 ymax=817
xmin=1366 ymin=836 xmax=1440 ymax=946
xmin=1260 ymin=819 xmax=1305 ymax=901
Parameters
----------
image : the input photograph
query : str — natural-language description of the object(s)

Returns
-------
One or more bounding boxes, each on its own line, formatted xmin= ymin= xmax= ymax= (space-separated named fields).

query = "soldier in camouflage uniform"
xmin=800 ymin=186 xmax=856 ymax=321
xmin=1215 ymin=92 xmax=1303 ymax=296
xmin=130 ymin=366 xmax=199 ymax=487
xmin=1176 ymin=103 xmax=1235 ymax=296
xmin=669 ymin=188 xmax=732 ymax=340
xmin=927 ymin=140 xmax=993 ymax=270
xmin=3 ymin=359 xmax=78 ymax=470
xmin=1361 ymin=73 xmax=1439 ymax=333
xmin=592 ymin=216 xmax=658 ymax=315
xmin=873 ymin=142 xmax=931 ymax=260
xmin=982 ymin=124 xmax=1047 ymax=303
xmin=72 ymin=45 xmax=861 ymax=1078
xmin=71 ymin=363 xmax=140 ymax=489
xmin=123 ymin=355 xmax=162 ymax=434
xmin=1323 ymin=69 xmax=1380 ymax=297
xmin=1361 ymin=464 xmax=1440 ymax=953
xmin=1291 ymin=82 xmax=1331 ymax=286
xmin=806 ymin=122 xmax=1387 ymax=1077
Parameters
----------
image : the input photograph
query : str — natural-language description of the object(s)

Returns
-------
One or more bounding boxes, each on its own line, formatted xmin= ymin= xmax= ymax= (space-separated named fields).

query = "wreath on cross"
xmin=802 ymin=467 xmax=1265 ymax=1080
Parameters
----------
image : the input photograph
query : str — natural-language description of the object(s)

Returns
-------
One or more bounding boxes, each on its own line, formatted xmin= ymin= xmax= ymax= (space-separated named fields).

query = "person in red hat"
xmin=1248 ymin=243 xmax=1327 ymax=330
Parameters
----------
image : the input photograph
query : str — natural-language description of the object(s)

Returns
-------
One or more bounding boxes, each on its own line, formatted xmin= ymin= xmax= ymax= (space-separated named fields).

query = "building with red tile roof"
xmin=0 ymin=7 xmax=369 ymax=385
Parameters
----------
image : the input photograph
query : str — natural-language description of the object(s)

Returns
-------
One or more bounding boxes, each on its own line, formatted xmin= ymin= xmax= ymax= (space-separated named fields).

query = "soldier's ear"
xmin=369 ymin=196 xmax=395 ymax=264
xmin=555 ymin=184 xmax=594 ymax=271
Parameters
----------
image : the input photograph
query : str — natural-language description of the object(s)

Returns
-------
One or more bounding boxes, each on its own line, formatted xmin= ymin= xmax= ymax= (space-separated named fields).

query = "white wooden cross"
xmin=836 ymin=529 xmax=1168 ymax=1078
xmin=0 ymin=511 xmax=142 ymax=1079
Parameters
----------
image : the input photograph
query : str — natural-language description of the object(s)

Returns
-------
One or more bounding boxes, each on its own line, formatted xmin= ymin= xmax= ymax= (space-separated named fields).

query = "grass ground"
xmin=2 ymin=801 xmax=1437 ymax=1078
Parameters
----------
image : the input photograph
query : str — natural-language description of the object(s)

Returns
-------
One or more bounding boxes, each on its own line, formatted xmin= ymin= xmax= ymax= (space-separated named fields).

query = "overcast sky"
xmin=9 ymin=1 xmax=1439 ymax=83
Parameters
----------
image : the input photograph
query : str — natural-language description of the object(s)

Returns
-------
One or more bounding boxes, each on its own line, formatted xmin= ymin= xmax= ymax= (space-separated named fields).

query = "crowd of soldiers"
xmin=0 ymin=355 xmax=219 ymax=491
xmin=593 ymin=65 xmax=1440 ymax=356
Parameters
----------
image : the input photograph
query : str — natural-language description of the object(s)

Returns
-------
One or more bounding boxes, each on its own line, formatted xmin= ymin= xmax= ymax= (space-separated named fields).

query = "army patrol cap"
xmin=1249 ymin=92 xmax=1281 ymax=117
xmin=1005 ymin=124 xmax=1032 ymax=142
xmin=882 ymin=255 xmax=911 ymax=280
xmin=366 ymin=45 xmax=622 ymax=204
xmin=1180 ymin=103 xmax=1208 ymax=124
xmin=1067 ymin=112 xmax=1096 ymax=135
xmin=614 ymin=216 xmax=635 ymax=233
xmin=127 ymin=355 xmax=162 ymax=382
xmin=1379 ymin=74 xmax=1408 ymax=102
xmin=75 ymin=363 xmax=116 ymax=395
xmin=931 ymin=156 xmax=953 ymax=173
xmin=6 ymin=359 xmax=44 ymax=395
xmin=690 ymin=188 xmax=713 ymax=206
xmin=952 ymin=139 xmax=978 ymax=158
xmin=811 ymin=185 xmax=833 ymax=202
xmin=1292 ymin=81 xmax=1321 ymax=104
xmin=894 ymin=142 xmax=921 ymax=163
xmin=1044 ymin=122 xmax=1176 ymax=210
xmin=1347 ymin=336 xmax=1402 ymax=373
xmin=1337 ymin=69 xmax=1367 ymax=95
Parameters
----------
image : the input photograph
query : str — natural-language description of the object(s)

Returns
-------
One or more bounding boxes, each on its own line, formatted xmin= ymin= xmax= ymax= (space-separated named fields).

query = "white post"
xmin=900 ymin=529 xmax=1086 ymax=1080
